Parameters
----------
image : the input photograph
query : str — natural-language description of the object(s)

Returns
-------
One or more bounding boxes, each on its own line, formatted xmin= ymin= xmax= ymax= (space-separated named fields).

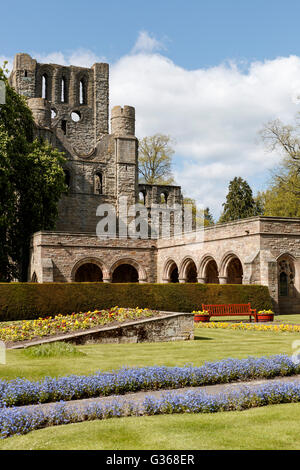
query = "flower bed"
xmin=2 ymin=380 xmax=300 ymax=439
xmin=195 ymin=321 xmax=300 ymax=333
xmin=0 ymin=307 xmax=158 ymax=344
xmin=0 ymin=355 xmax=298 ymax=408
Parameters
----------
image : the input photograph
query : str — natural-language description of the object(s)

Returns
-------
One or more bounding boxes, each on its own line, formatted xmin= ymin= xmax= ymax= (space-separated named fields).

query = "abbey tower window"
xmin=42 ymin=74 xmax=48 ymax=100
xmin=61 ymin=77 xmax=67 ymax=103
xmin=79 ymin=78 xmax=87 ymax=105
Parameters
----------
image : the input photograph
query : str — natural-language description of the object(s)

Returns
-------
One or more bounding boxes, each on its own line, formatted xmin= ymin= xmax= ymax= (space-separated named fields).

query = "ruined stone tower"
xmin=10 ymin=53 xmax=139 ymax=232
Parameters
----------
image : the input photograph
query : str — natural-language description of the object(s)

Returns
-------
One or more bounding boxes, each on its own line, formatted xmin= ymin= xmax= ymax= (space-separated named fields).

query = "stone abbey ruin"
xmin=8 ymin=53 xmax=300 ymax=314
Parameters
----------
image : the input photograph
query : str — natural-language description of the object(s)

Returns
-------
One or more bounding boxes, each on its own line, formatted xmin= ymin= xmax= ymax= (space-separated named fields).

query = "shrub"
xmin=0 ymin=283 xmax=273 ymax=321
xmin=22 ymin=342 xmax=86 ymax=358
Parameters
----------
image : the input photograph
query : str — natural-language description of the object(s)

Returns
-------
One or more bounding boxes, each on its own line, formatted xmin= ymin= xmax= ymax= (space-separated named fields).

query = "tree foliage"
xmin=257 ymin=172 xmax=300 ymax=217
xmin=259 ymin=117 xmax=300 ymax=216
xmin=0 ymin=65 xmax=66 ymax=281
xmin=260 ymin=119 xmax=300 ymax=195
xmin=219 ymin=177 xmax=263 ymax=223
xmin=138 ymin=133 xmax=175 ymax=185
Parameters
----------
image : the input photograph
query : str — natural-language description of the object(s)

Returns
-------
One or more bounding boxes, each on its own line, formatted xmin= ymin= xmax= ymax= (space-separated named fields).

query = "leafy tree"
xmin=260 ymin=119 xmax=300 ymax=195
xmin=219 ymin=177 xmax=263 ymax=223
xmin=138 ymin=134 xmax=175 ymax=184
xmin=257 ymin=172 xmax=300 ymax=217
xmin=0 ymin=65 xmax=66 ymax=281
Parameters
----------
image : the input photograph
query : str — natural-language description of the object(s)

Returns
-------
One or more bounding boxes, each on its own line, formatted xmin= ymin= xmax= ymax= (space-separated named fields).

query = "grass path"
xmin=1 ymin=403 xmax=300 ymax=450
xmin=0 ymin=327 xmax=299 ymax=381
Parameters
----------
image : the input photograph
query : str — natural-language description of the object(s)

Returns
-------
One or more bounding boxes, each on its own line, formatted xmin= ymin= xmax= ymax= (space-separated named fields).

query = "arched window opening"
xmin=79 ymin=79 xmax=87 ymax=105
xmin=24 ymin=70 xmax=28 ymax=77
xmin=94 ymin=172 xmax=103 ymax=195
xmin=278 ymin=257 xmax=295 ymax=297
xmin=139 ymin=191 xmax=146 ymax=205
xmin=61 ymin=77 xmax=67 ymax=103
xmin=112 ymin=264 xmax=139 ymax=283
xmin=75 ymin=263 xmax=103 ymax=282
xmin=279 ymin=272 xmax=288 ymax=297
xmin=42 ymin=74 xmax=48 ymax=99
xmin=31 ymin=272 xmax=37 ymax=283
xmin=160 ymin=192 xmax=168 ymax=204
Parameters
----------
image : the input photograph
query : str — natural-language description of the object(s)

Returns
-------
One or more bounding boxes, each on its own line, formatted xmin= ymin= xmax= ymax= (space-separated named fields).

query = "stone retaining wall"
xmin=8 ymin=312 xmax=194 ymax=349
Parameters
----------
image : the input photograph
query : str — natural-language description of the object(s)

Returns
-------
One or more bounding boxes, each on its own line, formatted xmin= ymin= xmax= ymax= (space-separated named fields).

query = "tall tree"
xmin=219 ymin=177 xmax=262 ymax=223
xmin=0 ymin=65 xmax=66 ymax=281
xmin=138 ymin=134 xmax=175 ymax=184
xmin=257 ymin=172 xmax=300 ymax=217
xmin=260 ymin=118 xmax=300 ymax=195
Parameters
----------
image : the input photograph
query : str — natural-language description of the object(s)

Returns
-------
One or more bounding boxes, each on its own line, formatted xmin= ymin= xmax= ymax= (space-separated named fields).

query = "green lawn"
xmin=1 ymin=326 xmax=300 ymax=450
xmin=1 ymin=403 xmax=300 ymax=450
xmin=1 ymin=327 xmax=299 ymax=381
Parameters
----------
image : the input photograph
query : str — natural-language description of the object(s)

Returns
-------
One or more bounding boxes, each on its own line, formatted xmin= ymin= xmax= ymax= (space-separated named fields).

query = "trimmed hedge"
xmin=0 ymin=282 xmax=272 ymax=322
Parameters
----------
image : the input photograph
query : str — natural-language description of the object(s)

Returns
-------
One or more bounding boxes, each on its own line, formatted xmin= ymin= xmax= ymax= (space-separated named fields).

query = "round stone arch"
xmin=179 ymin=256 xmax=198 ymax=283
xmin=198 ymin=254 xmax=219 ymax=283
xmin=71 ymin=257 xmax=110 ymax=282
xmin=162 ymin=258 xmax=179 ymax=283
xmin=219 ymin=252 xmax=244 ymax=284
xmin=110 ymin=258 xmax=147 ymax=283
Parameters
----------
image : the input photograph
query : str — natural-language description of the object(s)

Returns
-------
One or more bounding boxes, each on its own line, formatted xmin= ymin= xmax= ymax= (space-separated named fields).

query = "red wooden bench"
xmin=202 ymin=303 xmax=257 ymax=322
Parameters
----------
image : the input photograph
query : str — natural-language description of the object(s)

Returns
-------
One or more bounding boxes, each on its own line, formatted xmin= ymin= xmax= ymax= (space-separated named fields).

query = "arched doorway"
xmin=227 ymin=257 xmax=243 ymax=284
xmin=112 ymin=264 xmax=139 ymax=283
xmin=205 ymin=259 xmax=219 ymax=284
xmin=75 ymin=263 xmax=103 ymax=282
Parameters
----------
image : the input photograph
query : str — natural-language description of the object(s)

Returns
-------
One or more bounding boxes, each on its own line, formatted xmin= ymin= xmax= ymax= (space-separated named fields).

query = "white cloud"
xmin=110 ymin=51 xmax=300 ymax=216
xmin=3 ymin=35 xmax=300 ymax=217
xmin=131 ymin=31 xmax=167 ymax=54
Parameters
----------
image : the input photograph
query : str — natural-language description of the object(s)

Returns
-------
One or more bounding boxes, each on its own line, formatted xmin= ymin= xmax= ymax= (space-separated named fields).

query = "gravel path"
xmin=11 ymin=374 xmax=300 ymax=415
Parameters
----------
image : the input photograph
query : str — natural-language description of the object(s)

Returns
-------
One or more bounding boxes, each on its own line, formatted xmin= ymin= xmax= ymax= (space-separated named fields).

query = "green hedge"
xmin=0 ymin=283 xmax=273 ymax=322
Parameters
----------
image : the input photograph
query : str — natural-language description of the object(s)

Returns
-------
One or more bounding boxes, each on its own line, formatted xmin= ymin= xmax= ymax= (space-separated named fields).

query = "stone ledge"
xmin=7 ymin=312 xmax=195 ymax=349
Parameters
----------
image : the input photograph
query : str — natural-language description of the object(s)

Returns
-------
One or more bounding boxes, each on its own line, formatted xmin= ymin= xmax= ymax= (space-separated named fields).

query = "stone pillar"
xmin=219 ymin=276 xmax=228 ymax=284
xmin=179 ymin=278 xmax=186 ymax=283
xmin=197 ymin=277 xmax=206 ymax=284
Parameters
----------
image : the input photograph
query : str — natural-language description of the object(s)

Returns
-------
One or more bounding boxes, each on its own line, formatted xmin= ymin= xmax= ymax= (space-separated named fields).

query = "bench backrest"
xmin=202 ymin=303 xmax=251 ymax=314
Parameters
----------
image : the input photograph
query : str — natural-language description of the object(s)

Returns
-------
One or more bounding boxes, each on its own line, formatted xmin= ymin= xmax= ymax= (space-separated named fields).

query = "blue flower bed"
xmin=1 ymin=380 xmax=300 ymax=439
xmin=0 ymin=354 xmax=299 ymax=408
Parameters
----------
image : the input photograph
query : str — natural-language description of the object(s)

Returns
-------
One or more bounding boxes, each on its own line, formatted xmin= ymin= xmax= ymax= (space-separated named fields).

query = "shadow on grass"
xmin=193 ymin=336 xmax=213 ymax=341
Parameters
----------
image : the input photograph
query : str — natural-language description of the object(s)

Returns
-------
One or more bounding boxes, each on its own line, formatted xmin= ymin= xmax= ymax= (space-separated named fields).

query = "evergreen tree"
xmin=219 ymin=177 xmax=262 ymax=223
xmin=0 ymin=65 xmax=66 ymax=281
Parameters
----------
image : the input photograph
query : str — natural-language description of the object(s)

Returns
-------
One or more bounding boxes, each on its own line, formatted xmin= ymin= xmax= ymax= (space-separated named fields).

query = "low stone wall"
xmin=8 ymin=312 xmax=195 ymax=349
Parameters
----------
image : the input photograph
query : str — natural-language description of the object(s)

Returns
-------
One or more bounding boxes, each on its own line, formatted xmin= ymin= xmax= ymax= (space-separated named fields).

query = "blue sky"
xmin=2 ymin=0 xmax=300 ymax=216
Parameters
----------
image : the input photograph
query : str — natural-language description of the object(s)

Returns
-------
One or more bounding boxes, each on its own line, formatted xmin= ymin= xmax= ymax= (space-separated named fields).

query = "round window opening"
xmin=71 ymin=111 xmax=81 ymax=122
